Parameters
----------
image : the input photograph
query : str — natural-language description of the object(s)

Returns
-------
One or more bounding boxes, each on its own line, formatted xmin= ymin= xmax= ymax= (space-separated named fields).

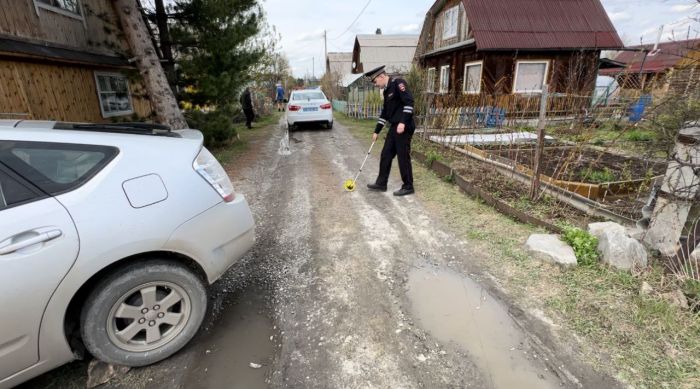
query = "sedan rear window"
xmin=0 ymin=141 xmax=118 ymax=195
xmin=292 ymin=92 xmax=325 ymax=100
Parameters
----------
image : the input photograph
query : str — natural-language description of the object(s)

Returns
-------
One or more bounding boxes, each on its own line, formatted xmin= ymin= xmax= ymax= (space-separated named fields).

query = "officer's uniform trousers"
xmin=377 ymin=123 xmax=414 ymax=190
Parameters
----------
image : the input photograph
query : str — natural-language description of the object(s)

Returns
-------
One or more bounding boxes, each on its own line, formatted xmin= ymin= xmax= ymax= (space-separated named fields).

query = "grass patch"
xmin=547 ymin=265 xmax=700 ymax=388
xmin=335 ymin=112 xmax=375 ymax=141
xmin=211 ymin=112 xmax=281 ymax=164
xmin=625 ymin=129 xmax=655 ymax=142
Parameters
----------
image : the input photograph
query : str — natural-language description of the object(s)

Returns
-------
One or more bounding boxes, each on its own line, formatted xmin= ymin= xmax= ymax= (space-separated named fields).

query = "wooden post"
xmin=112 ymin=0 xmax=187 ymax=129
xmin=530 ymin=84 xmax=548 ymax=200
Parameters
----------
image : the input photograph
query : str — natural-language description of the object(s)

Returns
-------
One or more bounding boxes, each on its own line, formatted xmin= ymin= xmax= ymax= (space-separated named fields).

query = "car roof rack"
xmin=54 ymin=122 xmax=181 ymax=137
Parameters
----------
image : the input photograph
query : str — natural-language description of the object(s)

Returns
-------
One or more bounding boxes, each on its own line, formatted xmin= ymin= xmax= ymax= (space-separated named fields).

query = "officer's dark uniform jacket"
xmin=374 ymin=78 xmax=414 ymax=134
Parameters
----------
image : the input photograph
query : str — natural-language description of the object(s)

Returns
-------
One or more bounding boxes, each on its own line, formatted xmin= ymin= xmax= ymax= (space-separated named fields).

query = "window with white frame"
xmin=439 ymin=65 xmax=450 ymax=94
xmin=426 ymin=67 xmax=436 ymax=92
xmin=35 ymin=0 xmax=82 ymax=16
xmin=442 ymin=6 xmax=459 ymax=39
xmin=94 ymin=72 xmax=134 ymax=117
xmin=462 ymin=61 xmax=482 ymax=94
xmin=513 ymin=60 xmax=549 ymax=93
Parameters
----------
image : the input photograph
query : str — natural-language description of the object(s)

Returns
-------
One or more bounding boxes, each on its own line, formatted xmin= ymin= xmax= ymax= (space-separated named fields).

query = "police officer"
xmin=364 ymin=65 xmax=415 ymax=196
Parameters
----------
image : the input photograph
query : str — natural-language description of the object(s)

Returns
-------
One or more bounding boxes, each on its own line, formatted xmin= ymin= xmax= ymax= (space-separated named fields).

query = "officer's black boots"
xmin=393 ymin=188 xmax=414 ymax=196
xmin=367 ymin=183 xmax=387 ymax=191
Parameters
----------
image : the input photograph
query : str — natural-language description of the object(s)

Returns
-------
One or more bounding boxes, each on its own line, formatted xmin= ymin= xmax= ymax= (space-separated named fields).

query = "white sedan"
xmin=286 ymin=89 xmax=333 ymax=130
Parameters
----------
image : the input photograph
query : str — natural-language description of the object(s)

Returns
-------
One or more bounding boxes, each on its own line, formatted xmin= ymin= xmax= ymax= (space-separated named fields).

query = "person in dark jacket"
xmin=240 ymin=87 xmax=255 ymax=129
xmin=364 ymin=65 xmax=415 ymax=196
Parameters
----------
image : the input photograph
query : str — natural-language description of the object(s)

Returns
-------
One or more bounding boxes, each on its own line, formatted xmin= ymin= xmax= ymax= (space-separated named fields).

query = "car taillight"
xmin=193 ymin=147 xmax=235 ymax=202
xmin=289 ymin=105 xmax=301 ymax=111
xmin=320 ymin=103 xmax=331 ymax=109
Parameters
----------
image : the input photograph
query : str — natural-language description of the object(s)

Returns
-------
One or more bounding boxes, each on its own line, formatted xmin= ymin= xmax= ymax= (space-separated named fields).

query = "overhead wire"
xmin=331 ymin=0 xmax=373 ymax=40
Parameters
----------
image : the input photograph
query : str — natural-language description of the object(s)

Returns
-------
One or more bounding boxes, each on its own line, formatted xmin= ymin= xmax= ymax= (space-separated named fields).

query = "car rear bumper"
xmin=163 ymin=194 xmax=255 ymax=283
xmin=287 ymin=111 xmax=333 ymax=125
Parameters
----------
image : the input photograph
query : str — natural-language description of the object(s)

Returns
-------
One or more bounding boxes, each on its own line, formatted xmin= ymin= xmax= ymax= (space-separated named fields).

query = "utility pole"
xmin=324 ymin=30 xmax=328 ymax=74
xmin=312 ymin=56 xmax=315 ymax=81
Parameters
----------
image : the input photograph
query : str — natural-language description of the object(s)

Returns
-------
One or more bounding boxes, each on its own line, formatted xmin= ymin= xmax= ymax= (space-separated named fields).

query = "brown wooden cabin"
xmin=415 ymin=0 xmax=623 ymax=107
xmin=0 ymin=0 xmax=153 ymax=122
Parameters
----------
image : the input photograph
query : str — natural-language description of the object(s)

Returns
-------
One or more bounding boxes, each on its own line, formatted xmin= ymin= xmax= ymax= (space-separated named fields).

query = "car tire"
xmin=327 ymin=121 xmax=333 ymax=129
xmin=80 ymin=260 xmax=207 ymax=367
xmin=287 ymin=122 xmax=294 ymax=132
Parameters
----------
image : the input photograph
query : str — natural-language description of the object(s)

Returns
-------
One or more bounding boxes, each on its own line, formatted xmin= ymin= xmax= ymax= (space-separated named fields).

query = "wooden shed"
xmin=0 ymin=0 xmax=153 ymax=122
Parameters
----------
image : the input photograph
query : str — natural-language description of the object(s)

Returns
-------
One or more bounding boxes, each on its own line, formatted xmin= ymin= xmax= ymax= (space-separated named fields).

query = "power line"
xmin=331 ymin=0 xmax=373 ymax=40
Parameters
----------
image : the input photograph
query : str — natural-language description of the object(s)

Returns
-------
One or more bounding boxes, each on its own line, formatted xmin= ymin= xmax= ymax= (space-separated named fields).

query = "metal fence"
xmin=332 ymin=100 xmax=382 ymax=120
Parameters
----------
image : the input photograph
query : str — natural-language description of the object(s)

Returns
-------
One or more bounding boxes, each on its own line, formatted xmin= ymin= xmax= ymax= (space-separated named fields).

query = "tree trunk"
xmin=112 ymin=0 xmax=187 ymax=129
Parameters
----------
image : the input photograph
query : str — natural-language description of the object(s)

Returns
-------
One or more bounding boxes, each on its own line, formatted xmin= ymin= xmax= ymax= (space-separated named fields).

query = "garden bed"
xmin=482 ymin=145 xmax=666 ymax=183
xmin=412 ymin=148 xmax=603 ymax=229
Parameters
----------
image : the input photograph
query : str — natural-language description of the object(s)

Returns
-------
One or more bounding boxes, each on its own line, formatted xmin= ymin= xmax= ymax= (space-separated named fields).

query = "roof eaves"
xmin=419 ymin=38 xmax=476 ymax=58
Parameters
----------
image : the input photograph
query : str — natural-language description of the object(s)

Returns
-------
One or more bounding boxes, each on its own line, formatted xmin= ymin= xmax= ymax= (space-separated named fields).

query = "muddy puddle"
xmin=184 ymin=286 xmax=276 ymax=389
xmin=406 ymin=265 xmax=562 ymax=389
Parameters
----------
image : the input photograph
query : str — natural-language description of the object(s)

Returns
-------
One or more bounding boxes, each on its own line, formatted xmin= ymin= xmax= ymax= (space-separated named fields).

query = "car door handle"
xmin=0 ymin=229 xmax=63 ymax=255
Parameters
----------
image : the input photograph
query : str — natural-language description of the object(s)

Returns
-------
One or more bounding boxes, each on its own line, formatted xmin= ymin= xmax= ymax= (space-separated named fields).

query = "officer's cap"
xmin=364 ymin=65 xmax=386 ymax=81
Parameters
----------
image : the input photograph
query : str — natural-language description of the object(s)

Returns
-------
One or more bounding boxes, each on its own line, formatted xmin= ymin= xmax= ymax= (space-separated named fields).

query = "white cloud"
xmin=608 ymin=11 xmax=631 ymax=22
xmin=389 ymin=23 xmax=420 ymax=33
xmin=671 ymin=4 xmax=695 ymax=13
xmin=294 ymin=29 xmax=325 ymax=42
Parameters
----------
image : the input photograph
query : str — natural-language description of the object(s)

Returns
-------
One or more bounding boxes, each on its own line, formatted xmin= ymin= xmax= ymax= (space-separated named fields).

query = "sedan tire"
xmin=80 ymin=260 xmax=207 ymax=367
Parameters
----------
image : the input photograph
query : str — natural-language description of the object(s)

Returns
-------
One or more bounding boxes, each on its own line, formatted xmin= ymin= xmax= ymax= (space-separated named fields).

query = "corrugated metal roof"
xmin=463 ymin=0 xmax=624 ymax=50
xmin=599 ymin=38 xmax=700 ymax=75
xmin=340 ymin=73 xmax=363 ymax=87
xmin=356 ymin=34 xmax=419 ymax=47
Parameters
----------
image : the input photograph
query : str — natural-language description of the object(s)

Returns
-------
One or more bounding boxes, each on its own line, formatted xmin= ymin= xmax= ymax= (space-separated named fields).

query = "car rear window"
xmin=0 ymin=141 xmax=118 ymax=195
xmin=292 ymin=92 xmax=325 ymax=100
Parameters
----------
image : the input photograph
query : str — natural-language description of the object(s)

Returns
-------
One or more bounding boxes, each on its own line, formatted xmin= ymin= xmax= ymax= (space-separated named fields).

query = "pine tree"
xmin=169 ymin=0 xmax=266 ymax=108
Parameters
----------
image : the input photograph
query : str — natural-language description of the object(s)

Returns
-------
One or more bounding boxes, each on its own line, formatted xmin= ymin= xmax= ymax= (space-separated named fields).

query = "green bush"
xmin=425 ymin=149 xmax=443 ymax=166
xmin=582 ymin=167 xmax=616 ymax=183
xmin=185 ymin=110 xmax=237 ymax=148
xmin=625 ymin=130 xmax=654 ymax=142
xmin=561 ymin=226 xmax=599 ymax=266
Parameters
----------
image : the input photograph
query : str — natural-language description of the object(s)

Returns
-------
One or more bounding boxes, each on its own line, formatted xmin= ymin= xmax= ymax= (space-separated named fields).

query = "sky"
xmin=262 ymin=0 xmax=700 ymax=78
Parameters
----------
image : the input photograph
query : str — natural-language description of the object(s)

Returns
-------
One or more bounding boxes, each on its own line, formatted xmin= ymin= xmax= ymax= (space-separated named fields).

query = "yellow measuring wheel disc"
xmin=343 ymin=179 xmax=356 ymax=192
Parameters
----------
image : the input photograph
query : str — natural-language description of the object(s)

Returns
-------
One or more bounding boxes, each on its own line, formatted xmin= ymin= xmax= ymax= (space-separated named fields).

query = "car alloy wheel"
xmin=106 ymin=281 xmax=191 ymax=352
xmin=80 ymin=260 xmax=207 ymax=366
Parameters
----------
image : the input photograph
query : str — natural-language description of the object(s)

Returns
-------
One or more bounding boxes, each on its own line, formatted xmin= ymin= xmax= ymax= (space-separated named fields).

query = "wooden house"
xmin=326 ymin=52 xmax=352 ymax=78
xmin=351 ymin=32 xmax=418 ymax=75
xmin=415 ymin=0 xmax=623 ymax=97
xmin=599 ymin=38 xmax=700 ymax=99
xmin=0 ymin=0 xmax=153 ymax=122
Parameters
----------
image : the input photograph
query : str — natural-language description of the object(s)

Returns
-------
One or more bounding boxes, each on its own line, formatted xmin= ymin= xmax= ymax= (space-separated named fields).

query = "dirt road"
xmin=22 ymin=117 xmax=619 ymax=389
xmin=192 ymin=117 xmax=615 ymax=389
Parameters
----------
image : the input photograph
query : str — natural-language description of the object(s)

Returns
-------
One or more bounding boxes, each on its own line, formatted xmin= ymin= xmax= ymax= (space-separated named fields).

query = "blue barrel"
xmin=629 ymin=94 xmax=652 ymax=122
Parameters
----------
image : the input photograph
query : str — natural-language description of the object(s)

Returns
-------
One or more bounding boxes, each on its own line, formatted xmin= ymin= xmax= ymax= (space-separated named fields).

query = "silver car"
xmin=0 ymin=120 xmax=255 ymax=388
